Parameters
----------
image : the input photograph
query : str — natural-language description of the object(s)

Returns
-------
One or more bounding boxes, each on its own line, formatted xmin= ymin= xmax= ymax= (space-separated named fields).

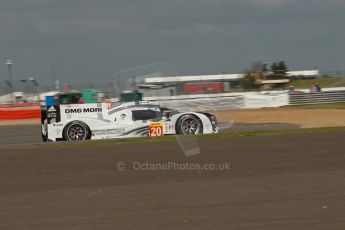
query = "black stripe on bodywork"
xmin=122 ymin=126 xmax=149 ymax=136
xmin=108 ymin=104 xmax=160 ymax=116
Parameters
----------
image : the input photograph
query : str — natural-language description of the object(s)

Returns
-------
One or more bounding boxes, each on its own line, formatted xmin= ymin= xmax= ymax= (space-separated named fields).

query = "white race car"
xmin=41 ymin=101 xmax=218 ymax=142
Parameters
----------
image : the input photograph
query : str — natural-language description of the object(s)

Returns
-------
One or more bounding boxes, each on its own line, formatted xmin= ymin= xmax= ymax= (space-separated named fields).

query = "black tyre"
xmin=63 ymin=121 xmax=90 ymax=141
xmin=42 ymin=135 xmax=48 ymax=142
xmin=176 ymin=115 xmax=203 ymax=135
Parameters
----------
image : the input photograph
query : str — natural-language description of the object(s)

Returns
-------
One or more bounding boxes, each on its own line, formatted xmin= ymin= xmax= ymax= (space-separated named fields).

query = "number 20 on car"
xmin=149 ymin=122 xmax=164 ymax=137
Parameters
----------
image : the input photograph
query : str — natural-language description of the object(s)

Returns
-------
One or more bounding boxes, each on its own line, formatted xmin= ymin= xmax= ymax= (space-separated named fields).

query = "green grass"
xmin=289 ymin=77 xmax=345 ymax=89
xmin=286 ymin=102 xmax=345 ymax=109
xmin=39 ymin=126 xmax=345 ymax=149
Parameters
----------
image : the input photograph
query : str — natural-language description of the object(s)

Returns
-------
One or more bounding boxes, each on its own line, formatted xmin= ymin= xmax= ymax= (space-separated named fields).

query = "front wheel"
xmin=63 ymin=121 xmax=90 ymax=141
xmin=176 ymin=115 xmax=203 ymax=135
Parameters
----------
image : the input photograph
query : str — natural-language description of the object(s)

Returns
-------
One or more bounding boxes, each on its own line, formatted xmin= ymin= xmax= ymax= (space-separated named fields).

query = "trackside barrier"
xmin=244 ymin=94 xmax=289 ymax=109
xmin=0 ymin=103 xmax=41 ymax=120
xmin=289 ymin=90 xmax=345 ymax=105
xmin=0 ymin=109 xmax=41 ymax=120
xmin=147 ymin=95 xmax=245 ymax=111
xmin=0 ymin=102 xmax=39 ymax=108
xmin=146 ymin=93 xmax=289 ymax=111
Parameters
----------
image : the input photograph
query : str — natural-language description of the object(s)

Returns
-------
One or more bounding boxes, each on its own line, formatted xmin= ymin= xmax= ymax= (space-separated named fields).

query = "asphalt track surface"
xmin=1 ymin=126 xmax=344 ymax=229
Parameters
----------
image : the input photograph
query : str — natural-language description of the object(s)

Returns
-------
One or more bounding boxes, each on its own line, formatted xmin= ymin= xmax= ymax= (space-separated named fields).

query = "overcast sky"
xmin=0 ymin=0 xmax=344 ymax=85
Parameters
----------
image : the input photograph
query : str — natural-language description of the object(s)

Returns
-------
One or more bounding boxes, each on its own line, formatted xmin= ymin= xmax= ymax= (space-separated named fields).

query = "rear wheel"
xmin=63 ymin=121 xmax=90 ymax=141
xmin=176 ymin=115 xmax=203 ymax=135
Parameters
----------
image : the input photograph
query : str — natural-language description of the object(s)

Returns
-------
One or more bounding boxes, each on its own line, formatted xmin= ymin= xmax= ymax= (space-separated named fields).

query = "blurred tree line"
xmin=240 ymin=61 xmax=288 ymax=90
